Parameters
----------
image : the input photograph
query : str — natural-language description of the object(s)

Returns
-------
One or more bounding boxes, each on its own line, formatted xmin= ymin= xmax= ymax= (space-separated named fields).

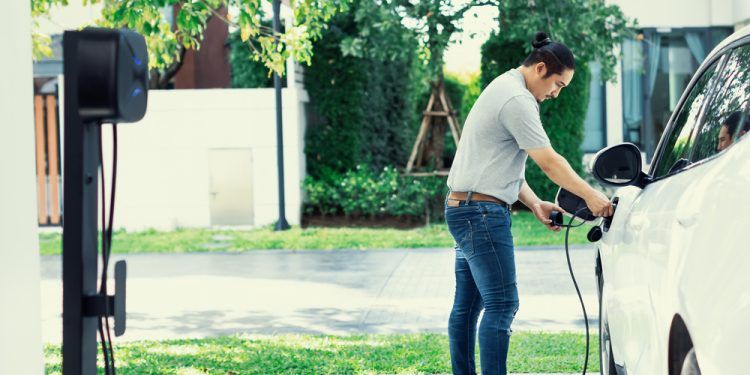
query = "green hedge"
xmin=480 ymin=36 xmax=590 ymax=202
xmin=304 ymin=4 xmax=422 ymax=179
xmin=459 ymin=73 xmax=482 ymax=126
xmin=303 ymin=165 xmax=448 ymax=222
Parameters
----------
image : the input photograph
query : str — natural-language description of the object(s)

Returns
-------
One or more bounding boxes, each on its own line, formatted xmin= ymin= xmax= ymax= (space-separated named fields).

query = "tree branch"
xmin=208 ymin=5 xmax=236 ymax=27
xmin=206 ymin=3 xmax=277 ymax=37
xmin=454 ymin=0 xmax=498 ymax=19
xmin=155 ymin=43 xmax=188 ymax=88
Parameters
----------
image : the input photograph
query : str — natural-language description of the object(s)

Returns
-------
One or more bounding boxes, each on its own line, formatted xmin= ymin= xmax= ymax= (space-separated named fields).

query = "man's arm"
xmin=526 ymin=146 xmax=613 ymax=217
xmin=518 ymin=180 xmax=564 ymax=231
xmin=518 ymin=181 xmax=542 ymax=209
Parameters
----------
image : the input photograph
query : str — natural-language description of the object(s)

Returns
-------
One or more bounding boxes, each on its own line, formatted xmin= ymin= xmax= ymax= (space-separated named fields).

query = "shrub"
xmin=303 ymin=165 xmax=449 ymax=222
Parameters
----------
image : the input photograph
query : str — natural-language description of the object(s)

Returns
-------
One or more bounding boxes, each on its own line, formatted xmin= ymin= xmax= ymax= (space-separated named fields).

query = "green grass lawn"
xmin=39 ymin=211 xmax=593 ymax=255
xmin=44 ymin=332 xmax=599 ymax=374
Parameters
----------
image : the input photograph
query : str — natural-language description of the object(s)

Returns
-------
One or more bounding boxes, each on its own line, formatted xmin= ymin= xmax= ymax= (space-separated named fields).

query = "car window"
xmin=690 ymin=45 xmax=750 ymax=161
xmin=652 ymin=58 xmax=724 ymax=179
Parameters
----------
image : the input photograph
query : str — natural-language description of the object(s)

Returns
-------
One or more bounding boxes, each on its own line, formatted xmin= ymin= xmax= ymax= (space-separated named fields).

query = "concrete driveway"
xmin=40 ymin=245 xmax=599 ymax=343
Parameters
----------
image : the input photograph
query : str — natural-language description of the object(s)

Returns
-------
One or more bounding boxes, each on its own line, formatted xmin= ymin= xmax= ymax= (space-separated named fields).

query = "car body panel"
xmin=596 ymin=24 xmax=750 ymax=374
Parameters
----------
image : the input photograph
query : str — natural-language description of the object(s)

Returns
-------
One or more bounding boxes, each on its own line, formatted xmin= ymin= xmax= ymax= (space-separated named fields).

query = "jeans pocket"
xmin=481 ymin=206 xmax=512 ymax=243
xmin=447 ymin=218 xmax=474 ymax=257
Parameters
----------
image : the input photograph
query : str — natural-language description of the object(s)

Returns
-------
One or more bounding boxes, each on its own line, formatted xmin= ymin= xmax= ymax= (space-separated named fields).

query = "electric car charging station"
xmin=8 ymin=2 xmax=750 ymax=374
xmin=61 ymin=27 xmax=148 ymax=374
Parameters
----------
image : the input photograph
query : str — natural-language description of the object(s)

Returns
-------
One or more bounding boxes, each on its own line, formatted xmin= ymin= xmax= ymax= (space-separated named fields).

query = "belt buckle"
xmin=447 ymin=199 xmax=460 ymax=207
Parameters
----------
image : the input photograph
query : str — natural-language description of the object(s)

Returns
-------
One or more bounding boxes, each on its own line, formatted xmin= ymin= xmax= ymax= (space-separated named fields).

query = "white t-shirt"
xmin=447 ymin=68 xmax=551 ymax=204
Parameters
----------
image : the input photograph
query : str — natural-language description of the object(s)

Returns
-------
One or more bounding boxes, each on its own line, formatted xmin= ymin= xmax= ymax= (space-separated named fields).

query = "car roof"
xmin=705 ymin=24 xmax=750 ymax=62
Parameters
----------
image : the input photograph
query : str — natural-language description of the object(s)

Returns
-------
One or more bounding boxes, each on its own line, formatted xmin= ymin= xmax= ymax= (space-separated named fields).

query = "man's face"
xmin=531 ymin=63 xmax=574 ymax=103
xmin=718 ymin=124 xmax=733 ymax=151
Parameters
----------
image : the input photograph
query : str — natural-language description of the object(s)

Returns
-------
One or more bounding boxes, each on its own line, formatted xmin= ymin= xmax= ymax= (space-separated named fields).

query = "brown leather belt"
xmin=447 ymin=191 xmax=509 ymax=208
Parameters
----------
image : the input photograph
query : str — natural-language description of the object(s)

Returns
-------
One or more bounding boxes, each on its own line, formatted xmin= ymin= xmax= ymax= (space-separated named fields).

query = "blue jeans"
xmin=445 ymin=199 xmax=519 ymax=375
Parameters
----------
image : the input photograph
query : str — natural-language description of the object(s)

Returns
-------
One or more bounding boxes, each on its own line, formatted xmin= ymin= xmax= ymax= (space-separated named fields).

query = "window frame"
xmin=647 ymin=52 xmax=727 ymax=180
xmin=626 ymin=27 xmax=734 ymax=158
xmin=649 ymin=35 xmax=750 ymax=182
xmin=686 ymin=43 xmax=750 ymax=164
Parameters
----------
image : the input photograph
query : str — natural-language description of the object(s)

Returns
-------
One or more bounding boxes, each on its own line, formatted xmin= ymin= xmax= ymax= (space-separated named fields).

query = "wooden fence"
xmin=33 ymin=94 xmax=62 ymax=226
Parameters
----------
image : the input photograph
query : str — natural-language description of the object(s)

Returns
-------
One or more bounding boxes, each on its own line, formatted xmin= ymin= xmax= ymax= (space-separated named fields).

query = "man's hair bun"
xmin=532 ymin=32 xmax=552 ymax=49
xmin=523 ymin=31 xmax=575 ymax=75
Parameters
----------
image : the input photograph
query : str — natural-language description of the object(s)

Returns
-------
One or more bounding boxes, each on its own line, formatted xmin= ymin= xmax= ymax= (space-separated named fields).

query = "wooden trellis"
xmin=405 ymin=82 xmax=462 ymax=176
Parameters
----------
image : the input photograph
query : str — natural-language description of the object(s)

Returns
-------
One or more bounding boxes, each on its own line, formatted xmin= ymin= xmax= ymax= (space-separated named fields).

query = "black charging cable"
xmin=550 ymin=198 xmax=617 ymax=375
xmin=548 ymin=207 xmax=599 ymax=375
xmin=563 ymin=208 xmax=593 ymax=375
xmin=98 ymin=124 xmax=118 ymax=374
xmin=551 ymin=212 xmax=587 ymax=228
xmin=98 ymin=127 xmax=112 ymax=375
xmin=105 ymin=124 xmax=117 ymax=374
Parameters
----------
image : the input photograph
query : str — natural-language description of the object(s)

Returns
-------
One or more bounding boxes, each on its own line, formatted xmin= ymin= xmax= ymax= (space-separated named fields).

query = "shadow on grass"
xmin=45 ymin=332 xmax=599 ymax=374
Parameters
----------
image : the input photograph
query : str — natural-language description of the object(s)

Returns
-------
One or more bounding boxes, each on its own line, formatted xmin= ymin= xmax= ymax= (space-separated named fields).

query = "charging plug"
xmin=550 ymin=210 xmax=565 ymax=226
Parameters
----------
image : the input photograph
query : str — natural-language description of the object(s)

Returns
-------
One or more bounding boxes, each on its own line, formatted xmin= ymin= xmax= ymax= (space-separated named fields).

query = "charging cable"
xmin=563 ymin=208 xmax=595 ymax=375
xmin=98 ymin=124 xmax=118 ymax=374
xmin=551 ymin=196 xmax=617 ymax=375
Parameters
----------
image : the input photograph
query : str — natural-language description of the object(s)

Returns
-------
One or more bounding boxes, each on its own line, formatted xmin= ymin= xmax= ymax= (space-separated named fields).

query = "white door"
xmin=208 ymin=148 xmax=254 ymax=226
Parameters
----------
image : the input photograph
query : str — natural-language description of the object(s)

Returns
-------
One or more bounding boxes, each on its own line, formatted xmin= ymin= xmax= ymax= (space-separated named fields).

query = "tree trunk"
xmin=426 ymin=76 xmax=447 ymax=170
xmin=148 ymin=44 xmax=187 ymax=89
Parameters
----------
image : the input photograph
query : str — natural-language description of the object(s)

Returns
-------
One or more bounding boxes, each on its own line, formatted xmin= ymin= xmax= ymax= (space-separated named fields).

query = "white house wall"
xmin=0 ymin=1 xmax=44 ymax=373
xmin=734 ymin=0 xmax=750 ymax=27
xmin=100 ymin=88 xmax=309 ymax=231
xmin=608 ymin=0 xmax=740 ymax=28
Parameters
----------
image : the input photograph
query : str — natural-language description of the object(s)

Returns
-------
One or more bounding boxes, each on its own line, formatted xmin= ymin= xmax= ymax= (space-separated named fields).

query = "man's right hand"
xmin=526 ymin=147 xmax=614 ymax=217
xmin=585 ymin=190 xmax=614 ymax=217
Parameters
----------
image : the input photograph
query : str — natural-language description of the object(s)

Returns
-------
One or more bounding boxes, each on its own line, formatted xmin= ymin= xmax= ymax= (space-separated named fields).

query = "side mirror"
xmin=591 ymin=143 xmax=650 ymax=188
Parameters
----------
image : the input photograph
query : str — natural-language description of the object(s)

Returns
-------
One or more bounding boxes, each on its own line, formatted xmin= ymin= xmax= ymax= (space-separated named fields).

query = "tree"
xmin=304 ymin=0 xmax=422 ymax=179
xmin=493 ymin=0 xmax=635 ymax=84
xmin=31 ymin=0 xmax=350 ymax=84
xmin=336 ymin=0 xmax=497 ymax=172
xmin=481 ymin=0 xmax=635 ymax=201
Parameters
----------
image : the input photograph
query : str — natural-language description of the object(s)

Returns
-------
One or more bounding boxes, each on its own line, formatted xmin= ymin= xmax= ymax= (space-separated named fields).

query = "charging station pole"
xmin=61 ymin=31 xmax=103 ymax=375
xmin=61 ymin=28 xmax=147 ymax=374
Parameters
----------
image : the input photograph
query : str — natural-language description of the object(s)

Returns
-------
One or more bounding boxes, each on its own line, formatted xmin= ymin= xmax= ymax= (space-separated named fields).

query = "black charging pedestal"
xmin=62 ymin=28 xmax=148 ymax=374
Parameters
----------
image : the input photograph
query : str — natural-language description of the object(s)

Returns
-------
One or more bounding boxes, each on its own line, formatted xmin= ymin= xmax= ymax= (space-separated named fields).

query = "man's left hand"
xmin=531 ymin=201 xmax=566 ymax=232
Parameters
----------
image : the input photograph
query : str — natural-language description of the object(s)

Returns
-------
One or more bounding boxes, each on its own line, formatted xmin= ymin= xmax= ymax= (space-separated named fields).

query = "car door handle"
xmin=677 ymin=214 xmax=698 ymax=228
xmin=628 ymin=214 xmax=648 ymax=230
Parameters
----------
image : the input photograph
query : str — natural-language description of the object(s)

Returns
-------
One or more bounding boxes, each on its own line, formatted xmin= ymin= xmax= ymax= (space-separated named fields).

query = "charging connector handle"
xmin=81 ymin=260 xmax=126 ymax=334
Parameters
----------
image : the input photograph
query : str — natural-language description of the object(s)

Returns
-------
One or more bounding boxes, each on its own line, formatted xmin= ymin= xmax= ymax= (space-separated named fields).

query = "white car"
xmin=591 ymin=25 xmax=750 ymax=374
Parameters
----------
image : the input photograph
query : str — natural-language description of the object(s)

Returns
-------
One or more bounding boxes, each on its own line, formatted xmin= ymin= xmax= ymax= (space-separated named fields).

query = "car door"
xmin=666 ymin=43 xmax=750 ymax=374
xmin=600 ymin=53 xmax=727 ymax=372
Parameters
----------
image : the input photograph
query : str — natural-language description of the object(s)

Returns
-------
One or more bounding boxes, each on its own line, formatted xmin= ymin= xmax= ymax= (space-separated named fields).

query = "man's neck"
xmin=517 ymin=65 xmax=533 ymax=89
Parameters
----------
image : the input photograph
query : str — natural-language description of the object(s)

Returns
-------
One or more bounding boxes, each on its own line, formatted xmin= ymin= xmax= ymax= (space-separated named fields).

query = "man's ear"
xmin=535 ymin=62 xmax=547 ymax=77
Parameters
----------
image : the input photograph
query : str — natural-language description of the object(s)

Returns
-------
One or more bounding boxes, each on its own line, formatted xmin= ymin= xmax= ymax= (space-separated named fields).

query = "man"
xmin=444 ymin=32 xmax=613 ymax=375
xmin=717 ymin=111 xmax=750 ymax=152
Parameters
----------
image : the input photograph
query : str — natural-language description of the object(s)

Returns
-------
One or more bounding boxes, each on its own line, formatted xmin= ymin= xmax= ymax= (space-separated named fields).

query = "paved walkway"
xmin=40 ymin=246 xmax=599 ymax=343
